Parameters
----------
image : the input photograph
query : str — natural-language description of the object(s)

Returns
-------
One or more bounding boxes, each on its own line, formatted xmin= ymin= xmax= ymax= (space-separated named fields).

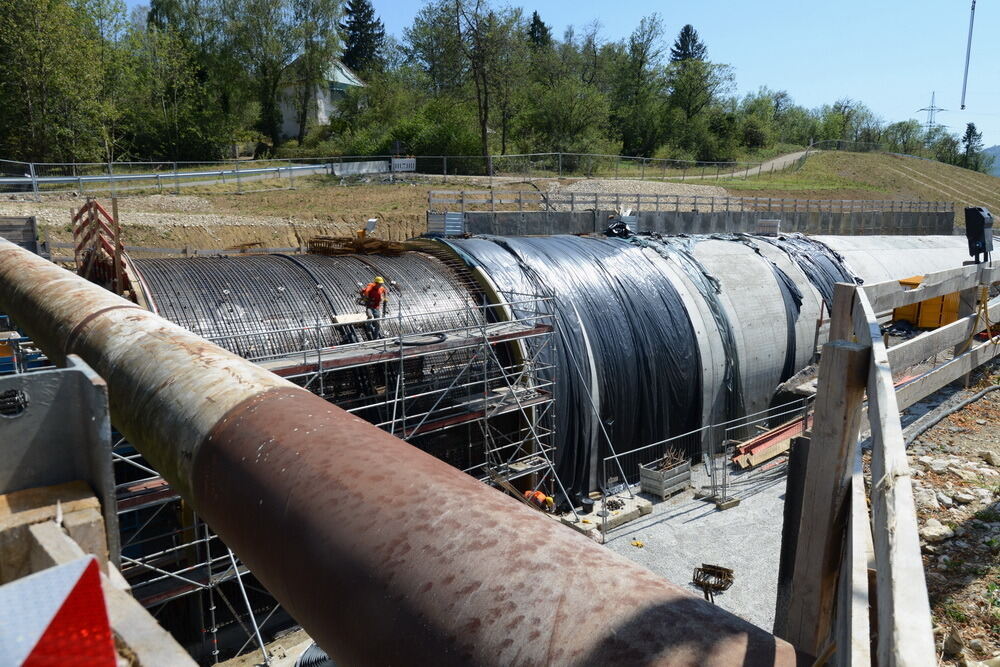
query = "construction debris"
xmin=693 ymin=564 xmax=735 ymax=603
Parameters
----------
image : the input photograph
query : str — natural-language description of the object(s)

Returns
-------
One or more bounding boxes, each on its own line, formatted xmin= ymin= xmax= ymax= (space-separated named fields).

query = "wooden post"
xmin=856 ymin=289 xmax=936 ymax=665
xmin=782 ymin=340 xmax=869 ymax=655
xmin=954 ymin=260 xmax=979 ymax=386
xmin=112 ymin=197 xmax=122 ymax=296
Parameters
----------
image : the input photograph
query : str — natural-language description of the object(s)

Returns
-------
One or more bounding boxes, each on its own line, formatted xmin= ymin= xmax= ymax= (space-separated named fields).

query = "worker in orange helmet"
xmin=360 ymin=276 xmax=389 ymax=340
xmin=523 ymin=489 xmax=555 ymax=512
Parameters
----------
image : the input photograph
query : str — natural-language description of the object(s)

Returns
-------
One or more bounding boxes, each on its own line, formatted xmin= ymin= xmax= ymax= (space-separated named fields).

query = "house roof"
xmin=328 ymin=60 xmax=364 ymax=88
xmin=286 ymin=56 xmax=365 ymax=88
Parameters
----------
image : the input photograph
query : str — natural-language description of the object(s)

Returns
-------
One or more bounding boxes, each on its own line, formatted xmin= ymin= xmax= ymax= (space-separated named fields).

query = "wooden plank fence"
xmin=783 ymin=261 xmax=1000 ymax=665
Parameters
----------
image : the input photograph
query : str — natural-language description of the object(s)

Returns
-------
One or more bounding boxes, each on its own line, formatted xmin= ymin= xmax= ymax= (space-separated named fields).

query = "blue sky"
xmin=125 ymin=0 xmax=1000 ymax=145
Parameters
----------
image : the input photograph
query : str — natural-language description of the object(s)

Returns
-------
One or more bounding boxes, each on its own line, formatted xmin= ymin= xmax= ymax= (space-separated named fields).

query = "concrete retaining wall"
xmin=461 ymin=209 xmax=954 ymax=236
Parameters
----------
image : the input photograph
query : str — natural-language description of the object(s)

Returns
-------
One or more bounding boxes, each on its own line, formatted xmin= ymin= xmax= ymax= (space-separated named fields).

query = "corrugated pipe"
xmin=904 ymin=383 xmax=1000 ymax=445
xmin=0 ymin=238 xmax=803 ymax=665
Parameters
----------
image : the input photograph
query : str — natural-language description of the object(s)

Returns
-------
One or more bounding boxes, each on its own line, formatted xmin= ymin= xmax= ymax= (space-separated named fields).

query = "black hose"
xmin=396 ymin=332 xmax=448 ymax=346
xmin=904 ymin=383 xmax=1000 ymax=445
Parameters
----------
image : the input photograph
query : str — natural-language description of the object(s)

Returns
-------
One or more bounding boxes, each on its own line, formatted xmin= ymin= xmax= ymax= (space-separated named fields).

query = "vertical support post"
xmin=955 ymin=260 xmax=980 ymax=386
xmin=112 ymin=197 xmax=122 ymax=296
xmin=107 ymin=162 xmax=116 ymax=198
xmin=443 ymin=155 xmax=447 ymax=183
xmin=558 ymin=153 xmax=563 ymax=178
xmin=29 ymin=162 xmax=39 ymax=201
xmin=781 ymin=339 xmax=869 ymax=655
xmin=227 ymin=549 xmax=270 ymax=666
xmin=235 ymin=161 xmax=242 ymax=194
xmin=287 ymin=160 xmax=295 ymax=189
xmin=173 ymin=162 xmax=180 ymax=194
xmin=641 ymin=159 xmax=645 ymax=179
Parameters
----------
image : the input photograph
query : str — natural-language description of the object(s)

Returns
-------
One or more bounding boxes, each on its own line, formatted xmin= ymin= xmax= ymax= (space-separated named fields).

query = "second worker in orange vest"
xmin=523 ymin=489 xmax=555 ymax=512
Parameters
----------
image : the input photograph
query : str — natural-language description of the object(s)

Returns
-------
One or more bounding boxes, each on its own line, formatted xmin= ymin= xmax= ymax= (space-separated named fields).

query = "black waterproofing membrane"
xmin=624 ymin=235 xmax=747 ymax=428
xmin=759 ymin=234 xmax=858 ymax=309
xmin=445 ymin=235 xmax=702 ymax=499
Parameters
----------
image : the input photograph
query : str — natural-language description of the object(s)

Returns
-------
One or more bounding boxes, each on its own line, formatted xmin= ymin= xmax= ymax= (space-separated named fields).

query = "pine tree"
xmin=669 ymin=24 xmax=706 ymax=62
xmin=527 ymin=11 xmax=551 ymax=48
xmin=962 ymin=122 xmax=984 ymax=170
xmin=340 ymin=0 xmax=385 ymax=73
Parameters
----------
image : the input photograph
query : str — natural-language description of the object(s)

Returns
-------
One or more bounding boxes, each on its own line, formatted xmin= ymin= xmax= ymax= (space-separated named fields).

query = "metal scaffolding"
xmin=105 ymin=287 xmax=565 ymax=661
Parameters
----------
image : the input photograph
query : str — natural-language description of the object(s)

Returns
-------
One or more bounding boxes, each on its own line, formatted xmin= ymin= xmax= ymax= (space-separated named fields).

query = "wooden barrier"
xmin=783 ymin=260 xmax=1000 ymax=665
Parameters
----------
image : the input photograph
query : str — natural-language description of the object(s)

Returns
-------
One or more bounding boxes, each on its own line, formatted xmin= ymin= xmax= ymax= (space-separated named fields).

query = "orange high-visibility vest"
xmin=362 ymin=283 xmax=388 ymax=309
xmin=523 ymin=490 xmax=547 ymax=506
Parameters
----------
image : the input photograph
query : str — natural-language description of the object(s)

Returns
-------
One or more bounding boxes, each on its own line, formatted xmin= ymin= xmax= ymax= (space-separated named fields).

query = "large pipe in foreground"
xmin=0 ymin=238 xmax=801 ymax=665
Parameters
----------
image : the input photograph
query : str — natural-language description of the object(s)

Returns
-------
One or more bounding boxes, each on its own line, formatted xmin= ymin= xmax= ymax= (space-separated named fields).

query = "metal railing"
xmin=0 ymin=151 xmax=782 ymax=198
xmin=600 ymin=397 xmax=812 ymax=498
xmin=429 ymin=189 xmax=954 ymax=215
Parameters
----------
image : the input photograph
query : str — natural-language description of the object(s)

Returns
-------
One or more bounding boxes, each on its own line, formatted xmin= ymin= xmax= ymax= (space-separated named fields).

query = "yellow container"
xmin=893 ymin=275 xmax=960 ymax=328
xmin=892 ymin=276 xmax=923 ymax=326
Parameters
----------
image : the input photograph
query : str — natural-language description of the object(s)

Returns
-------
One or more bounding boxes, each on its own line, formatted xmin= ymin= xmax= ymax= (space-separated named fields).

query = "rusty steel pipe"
xmin=0 ymin=240 xmax=802 ymax=666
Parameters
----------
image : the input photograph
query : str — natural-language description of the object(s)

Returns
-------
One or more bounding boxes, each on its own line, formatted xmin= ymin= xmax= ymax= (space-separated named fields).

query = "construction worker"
xmin=523 ymin=489 xmax=555 ymax=512
xmin=360 ymin=276 xmax=389 ymax=340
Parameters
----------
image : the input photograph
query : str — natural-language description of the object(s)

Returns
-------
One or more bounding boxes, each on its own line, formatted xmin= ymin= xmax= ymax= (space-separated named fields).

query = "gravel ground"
xmin=0 ymin=197 xmax=287 ymax=227
xmin=604 ymin=464 xmax=787 ymax=631
xmin=552 ymin=178 xmax=728 ymax=198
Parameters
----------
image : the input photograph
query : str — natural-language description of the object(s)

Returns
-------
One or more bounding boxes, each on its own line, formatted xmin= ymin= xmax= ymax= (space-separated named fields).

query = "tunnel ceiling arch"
xmin=129 ymin=233 xmax=970 ymax=498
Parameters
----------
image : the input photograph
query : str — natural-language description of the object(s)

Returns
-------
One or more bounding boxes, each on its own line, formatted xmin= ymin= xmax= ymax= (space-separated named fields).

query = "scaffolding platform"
xmin=116 ymin=477 xmax=179 ymax=513
xmin=390 ymin=387 xmax=551 ymax=438
xmin=257 ymin=321 xmax=553 ymax=377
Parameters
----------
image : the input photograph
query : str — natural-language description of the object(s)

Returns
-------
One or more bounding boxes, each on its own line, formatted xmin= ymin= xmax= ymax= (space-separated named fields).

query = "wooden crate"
xmin=639 ymin=461 xmax=691 ymax=499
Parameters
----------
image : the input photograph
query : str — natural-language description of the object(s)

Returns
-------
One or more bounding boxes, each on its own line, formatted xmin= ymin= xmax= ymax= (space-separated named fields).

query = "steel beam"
xmin=0 ymin=239 xmax=801 ymax=666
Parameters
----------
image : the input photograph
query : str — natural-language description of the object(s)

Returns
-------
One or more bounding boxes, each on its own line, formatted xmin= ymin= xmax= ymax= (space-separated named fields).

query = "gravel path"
xmin=551 ymin=178 xmax=728 ymax=198
xmin=604 ymin=464 xmax=787 ymax=631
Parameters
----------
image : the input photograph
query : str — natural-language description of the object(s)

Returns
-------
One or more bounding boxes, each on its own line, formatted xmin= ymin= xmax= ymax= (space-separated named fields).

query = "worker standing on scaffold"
xmin=360 ymin=276 xmax=389 ymax=340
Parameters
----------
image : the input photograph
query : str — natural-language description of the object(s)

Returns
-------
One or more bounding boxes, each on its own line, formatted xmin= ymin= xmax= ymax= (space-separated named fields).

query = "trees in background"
xmin=962 ymin=122 xmax=986 ymax=171
xmin=291 ymin=0 xmax=342 ymax=144
xmin=340 ymin=0 xmax=385 ymax=74
xmin=669 ymin=24 xmax=706 ymax=62
xmin=0 ymin=0 xmax=995 ymax=174
xmin=0 ymin=0 xmax=105 ymax=162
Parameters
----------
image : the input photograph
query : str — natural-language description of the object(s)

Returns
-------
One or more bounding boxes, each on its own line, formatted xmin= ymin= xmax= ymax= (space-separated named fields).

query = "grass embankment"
xmin=695 ymin=152 xmax=1000 ymax=211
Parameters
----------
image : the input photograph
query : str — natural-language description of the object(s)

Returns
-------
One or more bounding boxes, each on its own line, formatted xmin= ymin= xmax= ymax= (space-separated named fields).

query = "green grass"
xmin=974 ymin=508 xmax=1000 ymax=522
xmin=941 ymin=601 xmax=969 ymax=623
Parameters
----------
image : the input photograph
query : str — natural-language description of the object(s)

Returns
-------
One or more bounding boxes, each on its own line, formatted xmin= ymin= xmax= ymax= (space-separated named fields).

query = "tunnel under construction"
xmin=117 ymin=232 xmax=968 ymax=504
xmin=0 ymin=204 xmax=979 ymax=663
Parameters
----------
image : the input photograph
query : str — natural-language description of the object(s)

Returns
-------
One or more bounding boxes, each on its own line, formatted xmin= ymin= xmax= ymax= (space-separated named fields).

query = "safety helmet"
xmin=374 ymin=276 xmax=385 ymax=284
xmin=544 ymin=496 xmax=555 ymax=510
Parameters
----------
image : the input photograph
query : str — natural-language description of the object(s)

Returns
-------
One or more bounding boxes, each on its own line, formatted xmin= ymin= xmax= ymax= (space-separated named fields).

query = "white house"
xmin=279 ymin=59 xmax=365 ymax=141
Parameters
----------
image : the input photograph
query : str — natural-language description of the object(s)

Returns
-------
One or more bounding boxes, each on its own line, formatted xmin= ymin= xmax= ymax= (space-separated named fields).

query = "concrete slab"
xmin=604 ymin=464 xmax=787 ymax=631
xmin=559 ymin=492 xmax=653 ymax=541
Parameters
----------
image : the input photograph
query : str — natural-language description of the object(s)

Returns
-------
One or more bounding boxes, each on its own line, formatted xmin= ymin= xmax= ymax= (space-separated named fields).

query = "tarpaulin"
xmin=445 ymin=235 xmax=702 ymax=500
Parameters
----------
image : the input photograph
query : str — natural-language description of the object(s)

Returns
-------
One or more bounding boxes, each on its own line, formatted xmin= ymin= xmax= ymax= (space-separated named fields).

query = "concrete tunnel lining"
xmin=124 ymin=233 xmax=971 ymax=500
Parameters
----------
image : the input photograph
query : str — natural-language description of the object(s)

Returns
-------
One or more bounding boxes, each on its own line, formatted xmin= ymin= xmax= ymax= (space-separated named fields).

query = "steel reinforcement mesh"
xmin=132 ymin=252 xmax=481 ymax=359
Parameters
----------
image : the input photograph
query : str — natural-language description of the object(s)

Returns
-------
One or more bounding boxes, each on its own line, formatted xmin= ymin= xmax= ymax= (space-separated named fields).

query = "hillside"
xmin=985 ymin=145 xmax=1000 ymax=177
xmin=709 ymin=150 xmax=1000 ymax=216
